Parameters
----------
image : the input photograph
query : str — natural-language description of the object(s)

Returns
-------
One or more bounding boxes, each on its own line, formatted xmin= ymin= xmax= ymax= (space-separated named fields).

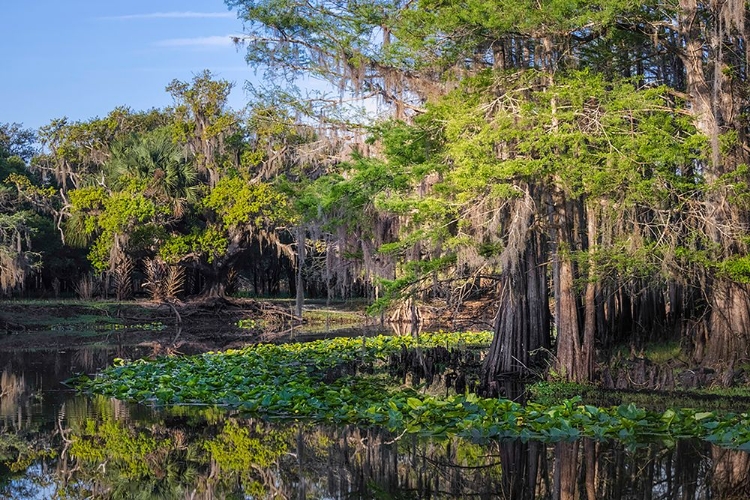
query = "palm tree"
xmin=106 ymin=128 xmax=198 ymax=220
xmin=100 ymin=129 xmax=199 ymax=298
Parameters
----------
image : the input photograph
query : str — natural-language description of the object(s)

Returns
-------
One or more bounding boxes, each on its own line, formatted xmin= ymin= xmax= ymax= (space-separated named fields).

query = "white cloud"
xmin=132 ymin=66 xmax=249 ymax=73
xmin=154 ymin=35 xmax=239 ymax=49
xmin=101 ymin=11 xmax=234 ymax=21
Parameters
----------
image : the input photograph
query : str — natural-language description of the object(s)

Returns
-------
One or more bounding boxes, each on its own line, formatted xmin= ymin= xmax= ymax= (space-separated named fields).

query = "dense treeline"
xmin=2 ymin=1 xmax=750 ymax=389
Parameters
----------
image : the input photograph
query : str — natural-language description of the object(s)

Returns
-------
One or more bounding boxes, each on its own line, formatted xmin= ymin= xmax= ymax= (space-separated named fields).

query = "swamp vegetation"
xmin=3 ymin=0 xmax=750 ymax=387
xmin=71 ymin=333 xmax=750 ymax=448
xmin=5 ymin=0 xmax=750 ymax=497
xmin=3 ymin=331 xmax=750 ymax=498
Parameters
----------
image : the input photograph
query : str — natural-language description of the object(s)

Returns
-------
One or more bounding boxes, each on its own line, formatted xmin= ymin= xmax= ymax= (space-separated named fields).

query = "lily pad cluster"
xmin=74 ymin=332 xmax=750 ymax=449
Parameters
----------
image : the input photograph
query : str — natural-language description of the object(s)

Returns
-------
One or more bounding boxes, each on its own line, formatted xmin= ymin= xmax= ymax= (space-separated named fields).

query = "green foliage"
xmin=76 ymin=331 xmax=750 ymax=448
xmin=57 ymin=123 xmax=200 ymax=272
xmin=717 ymin=255 xmax=750 ymax=283
xmin=69 ymin=186 xmax=165 ymax=271
xmin=37 ymin=75 xmax=300 ymax=283
xmin=160 ymin=227 xmax=229 ymax=265
xmin=154 ymin=176 xmax=295 ymax=269
xmin=167 ymin=70 xmax=234 ymax=129
xmin=76 ymin=331 xmax=492 ymax=410
xmin=4 ymin=173 xmax=56 ymax=200
xmin=425 ymin=70 xmax=698 ymax=203
xmin=322 ymin=156 xmax=410 ymax=222
xmin=202 ymin=176 xmax=294 ymax=229
xmin=71 ymin=416 xmax=165 ymax=478
xmin=390 ymin=0 xmax=640 ymax=71
xmin=236 ymin=318 xmax=261 ymax=329
xmin=0 ymin=433 xmax=55 ymax=473
xmin=205 ymin=421 xmax=290 ymax=471
xmin=36 ymin=108 xmax=171 ymax=192
xmin=371 ymin=120 xmax=434 ymax=170
xmin=0 ymin=122 xmax=36 ymax=162
xmin=107 ymin=127 xmax=198 ymax=203
xmin=529 ymin=380 xmax=750 ymax=414
xmin=0 ymin=128 xmax=51 ymax=292
xmin=367 ymin=254 xmax=457 ymax=313
xmin=166 ymin=70 xmax=239 ymax=181
xmin=357 ymin=69 xmax=703 ymax=312
xmin=527 ymin=381 xmax=591 ymax=407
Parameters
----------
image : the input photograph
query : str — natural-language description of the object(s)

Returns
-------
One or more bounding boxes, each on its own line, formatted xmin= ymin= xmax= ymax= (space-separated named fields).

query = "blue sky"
xmin=1 ymin=1 xmax=255 ymax=130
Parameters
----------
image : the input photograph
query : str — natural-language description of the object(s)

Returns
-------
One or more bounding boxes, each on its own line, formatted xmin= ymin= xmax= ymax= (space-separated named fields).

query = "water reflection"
xmin=3 ymin=397 xmax=750 ymax=498
xmin=3 ymin=347 xmax=750 ymax=499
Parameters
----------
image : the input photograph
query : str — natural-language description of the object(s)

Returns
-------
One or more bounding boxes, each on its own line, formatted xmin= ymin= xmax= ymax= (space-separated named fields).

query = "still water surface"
xmin=2 ymin=335 xmax=750 ymax=499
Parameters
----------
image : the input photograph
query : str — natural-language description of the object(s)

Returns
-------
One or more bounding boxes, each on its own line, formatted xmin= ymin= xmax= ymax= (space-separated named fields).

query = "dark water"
xmin=2 ymin=342 xmax=750 ymax=499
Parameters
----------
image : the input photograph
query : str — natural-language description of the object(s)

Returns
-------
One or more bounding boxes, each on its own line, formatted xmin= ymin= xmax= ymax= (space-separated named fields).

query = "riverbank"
xmin=5 ymin=297 xmax=750 ymax=410
xmin=0 ymin=298 xmax=369 ymax=353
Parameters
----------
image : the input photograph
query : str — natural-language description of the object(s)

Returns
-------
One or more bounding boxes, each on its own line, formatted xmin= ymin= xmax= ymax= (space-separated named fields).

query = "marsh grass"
xmin=0 ymin=300 xmax=162 ymax=334
xmin=528 ymin=381 xmax=750 ymax=413
xmin=301 ymin=309 xmax=364 ymax=323
xmin=610 ymin=341 xmax=687 ymax=365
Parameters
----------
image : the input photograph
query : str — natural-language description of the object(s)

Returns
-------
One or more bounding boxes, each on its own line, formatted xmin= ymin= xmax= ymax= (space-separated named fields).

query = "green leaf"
xmin=407 ymin=397 xmax=423 ymax=410
xmin=694 ymin=412 xmax=714 ymax=421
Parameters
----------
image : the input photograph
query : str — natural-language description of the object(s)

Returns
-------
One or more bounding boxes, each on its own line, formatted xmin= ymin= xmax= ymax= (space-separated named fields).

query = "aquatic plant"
xmin=74 ymin=332 xmax=750 ymax=449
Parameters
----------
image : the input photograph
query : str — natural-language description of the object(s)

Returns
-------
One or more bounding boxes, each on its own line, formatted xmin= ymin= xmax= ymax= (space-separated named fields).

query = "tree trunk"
xmin=499 ymin=440 xmax=543 ymax=499
xmin=553 ymin=441 xmax=579 ymax=500
xmin=678 ymin=0 xmax=750 ymax=367
xmin=325 ymin=235 xmax=332 ymax=306
xmin=554 ymin=251 xmax=583 ymax=381
xmin=552 ymin=194 xmax=589 ymax=382
xmin=200 ymin=260 xmax=231 ymax=298
xmin=480 ymin=187 xmax=549 ymax=395
xmin=583 ymin=440 xmax=597 ymax=500
xmin=711 ymin=445 xmax=750 ymax=498
xmin=705 ymin=281 xmax=750 ymax=365
xmin=581 ymin=205 xmax=597 ymax=383
xmin=295 ymin=225 xmax=306 ymax=318
xmin=202 ymin=278 xmax=226 ymax=298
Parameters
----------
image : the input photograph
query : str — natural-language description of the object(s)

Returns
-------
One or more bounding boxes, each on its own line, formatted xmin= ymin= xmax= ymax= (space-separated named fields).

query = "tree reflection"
xmin=710 ymin=446 xmax=750 ymax=499
xmin=1 ymin=368 xmax=29 ymax=429
xmin=2 ymin=392 xmax=750 ymax=498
